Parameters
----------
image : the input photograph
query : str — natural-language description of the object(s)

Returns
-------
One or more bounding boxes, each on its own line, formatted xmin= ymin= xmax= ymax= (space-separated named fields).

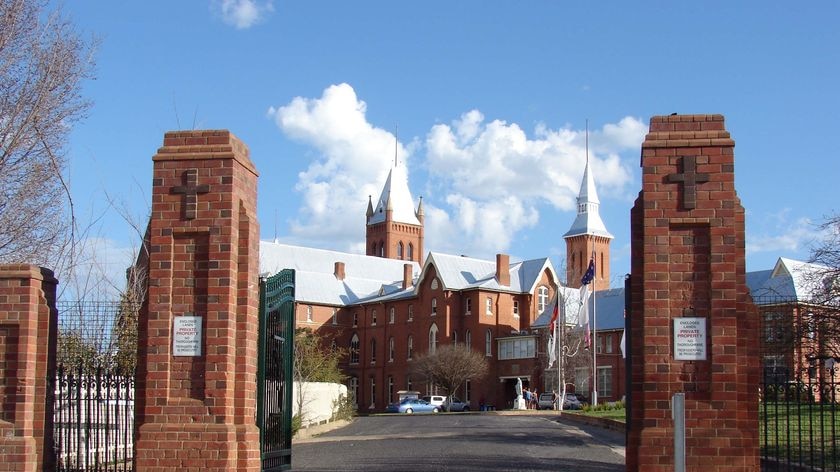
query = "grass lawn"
xmin=761 ymin=401 xmax=839 ymax=470
xmin=572 ymin=406 xmax=626 ymax=423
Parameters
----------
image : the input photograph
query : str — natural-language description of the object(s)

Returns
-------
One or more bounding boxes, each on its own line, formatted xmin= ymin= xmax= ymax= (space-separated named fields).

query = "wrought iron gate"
xmin=257 ymin=270 xmax=295 ymax=471
xmin=757 ymin=295 xmax=839 ymax=471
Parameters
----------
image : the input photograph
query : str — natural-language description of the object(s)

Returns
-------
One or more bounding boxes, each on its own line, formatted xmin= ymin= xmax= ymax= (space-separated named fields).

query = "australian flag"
xmin=581 ymin=258 xmax=595 ymax=286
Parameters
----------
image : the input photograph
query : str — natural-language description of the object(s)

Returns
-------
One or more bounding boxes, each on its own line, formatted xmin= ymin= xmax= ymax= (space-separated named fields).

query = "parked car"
xmin=443 ymin=396 xmax=470 ymax=412
xmin=537 ymin=392 xmax=557 ymax=410
xmin=562 ymin=393 xmax=583 ymax=410
xmin=421 ymin=395 xmax=446 ymax=407
xmin=386 ymin=398 xmax=440 ymax=414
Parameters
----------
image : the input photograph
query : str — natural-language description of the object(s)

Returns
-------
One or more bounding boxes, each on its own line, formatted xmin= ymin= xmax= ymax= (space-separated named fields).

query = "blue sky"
xmin=61 ymin=1 xmax=839 ymax=294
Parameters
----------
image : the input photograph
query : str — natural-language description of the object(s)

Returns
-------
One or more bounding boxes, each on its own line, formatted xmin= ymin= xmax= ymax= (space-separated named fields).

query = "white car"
xmin=422 ymin=395 xmax=446 ymax=407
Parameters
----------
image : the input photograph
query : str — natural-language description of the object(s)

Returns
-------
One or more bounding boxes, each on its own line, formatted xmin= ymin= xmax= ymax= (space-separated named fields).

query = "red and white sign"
xmin=173 ymin=315 xmax=202 ymax=356
xmin=674 ymin=317 xmax=706 ymax=361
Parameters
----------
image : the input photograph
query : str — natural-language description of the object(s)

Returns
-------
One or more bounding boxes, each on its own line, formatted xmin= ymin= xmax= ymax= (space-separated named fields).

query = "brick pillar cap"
xmin=154 ymin=129 xmax=258 ymax=176
xmin=0 ymin=264 xmax=56 ymax=282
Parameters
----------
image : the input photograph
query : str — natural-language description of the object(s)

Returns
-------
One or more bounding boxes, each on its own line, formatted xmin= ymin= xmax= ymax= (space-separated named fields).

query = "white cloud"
xmin=267 ymin=84 xmax=407 ymax=252
xmin=747 ymin=214 xmax=816 ymax=255
xmin=212 ymin=0 xmax=274 ymax=29
xmin=268 ymin=84 xmax=645 ymax=259
xmin=424 ymin=111 xmax=642 ymax=255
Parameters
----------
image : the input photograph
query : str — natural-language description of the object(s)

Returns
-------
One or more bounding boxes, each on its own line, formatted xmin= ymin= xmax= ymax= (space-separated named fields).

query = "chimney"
xmin=403 ymin=263 xmax=413 ymax=289
xmin=334 ymin=261 xmax=345 ymax=281
xmin=496 ymin=254 xmax=510 ymax=286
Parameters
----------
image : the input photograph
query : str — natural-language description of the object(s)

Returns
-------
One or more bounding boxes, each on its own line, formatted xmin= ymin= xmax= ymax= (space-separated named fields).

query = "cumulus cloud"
xmin=424 ymin=110 xmax=641 ymax=255
xmin=267 ymin=84 xmax=408 ymax=252
xmin=268 ymin=84 xmax=645 ymax=258
xmin=212 ymin=0 xmax=274 ymax=29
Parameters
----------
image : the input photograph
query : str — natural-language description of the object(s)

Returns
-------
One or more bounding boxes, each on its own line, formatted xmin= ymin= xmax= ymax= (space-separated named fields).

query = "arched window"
xmin=332 ymin=308 xmax=338 ymax=325
xmin=370 ymin=339 xmax=376 ymax=364
xmin=465 ymin=329 xmax=471 ymax=349
xmin=306 ymin=305 xmax=313 ymax=322
xmin=379 ymin=242 xmax=385 ymax=257
xmin=388 ymin=337 xmax=395 ymax=362
xmin=431 ymin=298 xmax=437 ymax=316
xmin=537 ymin=286 xmax=549 ymax=313
xmin=372 ymin=309 xmax=377 ymax=326
xmin=369 ymin=377 xmax=376 ymax=408
xmin=407 ymin=335 xmax=414 ymax=359
xmin=485 ymin=329 xmax=492 ymax=357
xmin=600 ymin=252 xmax=604 ymax=280
xmin=452 ymin=330 xmax=458 ymax=345
xmin=350 ymin=334 xmax=360 ymax=364
xmin=389 ymin=307 xmax=395 ymax=324
xmin=397 ymin=242 xmax=404 ymax=259
xmin=429 ymin=323 xmax=439 ymax=354
xmin=407 ymin=243 xmax=414 ymax=261
xmin=349 ymin=376 xmax=359 ymax=406
xmin=465 ymin=298 xmax=472 ymax=315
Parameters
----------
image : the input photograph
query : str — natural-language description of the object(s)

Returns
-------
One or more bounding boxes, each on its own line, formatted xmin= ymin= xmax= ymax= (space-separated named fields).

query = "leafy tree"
xmin=293 ymin=328 xmax=345 ymax=383
xmin=410 ymin=344 xmax=488 ymax=411
xmin=0 ymin=0 xmax=96 ymax=266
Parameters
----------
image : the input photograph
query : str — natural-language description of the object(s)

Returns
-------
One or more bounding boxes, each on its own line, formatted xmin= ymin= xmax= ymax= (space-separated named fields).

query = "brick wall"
xmin=627 ymin=115 xmax=759 ymax=471
xmin=0 ymin=265 xmax=58 ymax=472
xmin=134 ymin=130 xmax=260 ymax=472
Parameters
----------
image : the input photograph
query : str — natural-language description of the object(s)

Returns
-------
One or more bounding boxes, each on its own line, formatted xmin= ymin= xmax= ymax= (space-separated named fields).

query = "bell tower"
xmin=365 ymin=157 xmax=424 ymax=264
xmin=564 ymin=156 xmax=612 ymax=291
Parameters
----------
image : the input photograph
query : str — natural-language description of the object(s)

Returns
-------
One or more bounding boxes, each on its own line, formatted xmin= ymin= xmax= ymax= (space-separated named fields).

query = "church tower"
xmin=366 ymin=157 xmax=424 ymax=264
xmin=564 ymin=156 xmax=612 ymax=291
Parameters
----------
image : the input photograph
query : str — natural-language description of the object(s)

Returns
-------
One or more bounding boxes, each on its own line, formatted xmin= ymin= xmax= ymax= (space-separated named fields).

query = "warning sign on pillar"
xmin=674 ymin=317 xmax=706 ymax=361
xmin=173 ymin=315 xmax=202 ymax=356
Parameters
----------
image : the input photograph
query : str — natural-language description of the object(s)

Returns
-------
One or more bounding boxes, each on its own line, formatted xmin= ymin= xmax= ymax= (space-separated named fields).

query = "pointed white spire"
xmin=368 ymin=143 xmax=421 ymax=226
xmin=563 ymin=141 xmax=613 ymax=240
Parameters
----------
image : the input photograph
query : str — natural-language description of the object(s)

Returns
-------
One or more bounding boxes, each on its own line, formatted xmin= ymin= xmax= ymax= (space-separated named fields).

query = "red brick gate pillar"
xmin=627 ymin=115 xmax=759 ymax=471
xmin=134 ymin=131 xmax=261 ymax=471
xmin=0 ymin=265 xmax=58 ymax=472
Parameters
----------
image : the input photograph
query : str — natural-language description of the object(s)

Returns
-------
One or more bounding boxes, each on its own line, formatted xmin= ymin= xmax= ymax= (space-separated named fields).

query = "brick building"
xmin=259 ymin=157 xmax=613 ymax=411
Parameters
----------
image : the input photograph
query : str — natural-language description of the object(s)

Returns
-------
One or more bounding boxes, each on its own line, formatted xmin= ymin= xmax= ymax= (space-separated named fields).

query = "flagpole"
xmin=556 ymin=298 xmax=562 ymax=410
xmin=592 ymin=250 xmax=598 ymax=407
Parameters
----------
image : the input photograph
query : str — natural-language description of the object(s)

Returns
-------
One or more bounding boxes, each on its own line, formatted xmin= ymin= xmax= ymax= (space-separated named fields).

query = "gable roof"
xmin=747 ymin=257 xmax=828 ymax=303
xmin=420 ymin=252 xmax=557 ymax=294
xmin=259 ymin=241 xmax=420 ymax=306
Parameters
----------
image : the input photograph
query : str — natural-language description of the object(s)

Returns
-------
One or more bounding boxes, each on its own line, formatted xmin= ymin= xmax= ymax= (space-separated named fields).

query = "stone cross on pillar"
xmin=666 ymin=155 xmax=710 ymax=210
xmin=170 ymin=168 xmax=210 ymax=220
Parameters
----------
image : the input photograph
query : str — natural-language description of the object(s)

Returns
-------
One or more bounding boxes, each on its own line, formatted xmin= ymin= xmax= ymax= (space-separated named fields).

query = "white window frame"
xmin=431 ymin=298 xmax=437 ymax=316
xmin=408 ymin=304 xmax=414 ymax=322
xmin=372 ymin=309 xmax=377 ymax=326
xmin=388 ymin=337 xmax=394 ymax=362
xmin=407 ymin=335 xmax=413 ymax=360
xmin=485 ymin=329 xmax=492 ymax=357
xmin=332 ymin=308 xmax=337 ymax=325
xmin=429 ymin=323 xmax=439 ymax=354
xmin=537 ymin=286 xmax=548 ymax=313
xmin=485 ymin=297 xmax=492 ymax=316
xmin=389 ymin=307 xmax=395 ymax=324
xmin=465 ymin=297 xmax=472 ymax=315
xmin=306 ymin=305 xmax=313 ymax=322
xmin=513 ymin=300 xmax=519 ymax=318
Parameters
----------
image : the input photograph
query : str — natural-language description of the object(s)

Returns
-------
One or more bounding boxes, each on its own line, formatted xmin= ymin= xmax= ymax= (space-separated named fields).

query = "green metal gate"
xmin=257 ymin=270 xmax=295 ymax=471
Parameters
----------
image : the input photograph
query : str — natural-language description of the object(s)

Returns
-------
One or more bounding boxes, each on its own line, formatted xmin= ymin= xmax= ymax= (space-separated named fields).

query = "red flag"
xmin=548 ymin=295 xmax=559 ymax=334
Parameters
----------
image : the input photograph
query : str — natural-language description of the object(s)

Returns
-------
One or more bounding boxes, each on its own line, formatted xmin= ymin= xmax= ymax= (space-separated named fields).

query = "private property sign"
xmin=673 ymin=317 xmax=706 ymax=361
xmin=173 ymin=315 xmax=202 ymax=356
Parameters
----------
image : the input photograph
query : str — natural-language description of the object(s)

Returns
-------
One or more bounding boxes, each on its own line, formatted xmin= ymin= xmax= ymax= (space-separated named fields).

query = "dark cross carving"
xmin=666 ymin=156 xmax=710 ymax=210
xmin=171 ymin=169 xmax=209 ymax=220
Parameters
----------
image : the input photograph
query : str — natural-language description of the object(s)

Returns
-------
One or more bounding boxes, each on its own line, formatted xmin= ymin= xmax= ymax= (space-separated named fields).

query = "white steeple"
xmin=563 ymin=156 xmax=614 ymax=240
xmin=368 ymin=159 xmax=421 ymax=226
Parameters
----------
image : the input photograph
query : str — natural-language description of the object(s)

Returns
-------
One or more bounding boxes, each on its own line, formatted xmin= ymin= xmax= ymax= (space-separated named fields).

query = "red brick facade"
xmin=0 ymin=265 xmax=58 ymax=472
xmin=627 ymin=115 xmax=759 ymax=471
xmin=301 ymin=261 xmax=558 ymax=411
xmin=134 ymin=131 xmax=261 ymax=472
xmin=566 ymin=235 xmax=611 ymax=291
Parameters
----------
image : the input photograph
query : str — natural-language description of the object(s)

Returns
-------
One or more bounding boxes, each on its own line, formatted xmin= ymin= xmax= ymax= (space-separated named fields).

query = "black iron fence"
xmin=757 ymin=295 xmax=839 ymax=471
xmin=54 ymin=300 xmax=137 ymax=472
